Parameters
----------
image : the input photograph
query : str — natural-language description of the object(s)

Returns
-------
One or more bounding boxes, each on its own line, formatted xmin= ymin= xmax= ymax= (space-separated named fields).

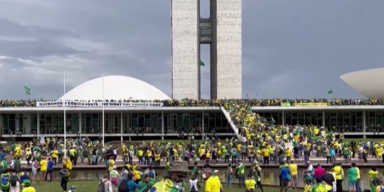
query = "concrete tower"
xmin=171 ymin=0 xmax=242 ymax=99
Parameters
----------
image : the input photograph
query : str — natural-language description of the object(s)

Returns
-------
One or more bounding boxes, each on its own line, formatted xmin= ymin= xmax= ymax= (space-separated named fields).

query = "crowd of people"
xmin=2 ymin=131 xmax=384 ymax=192
xmin=2 ymin=97 xmax=384 ymax=191
xmin=0 ymin=98 xmax=384 ymax=107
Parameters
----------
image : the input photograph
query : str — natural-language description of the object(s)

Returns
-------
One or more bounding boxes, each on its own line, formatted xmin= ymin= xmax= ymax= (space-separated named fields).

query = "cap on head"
xmin=203 ymin=168 xmax=213 ymax=174
xmin=23 ymin=179 xmax=31 ymax=185
xmin=167 ymin=161 xmax=191 ymax=175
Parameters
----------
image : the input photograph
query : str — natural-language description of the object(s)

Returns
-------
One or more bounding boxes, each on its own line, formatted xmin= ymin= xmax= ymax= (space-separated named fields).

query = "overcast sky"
xmin=0 ymin=0 xmax=383 ymax=100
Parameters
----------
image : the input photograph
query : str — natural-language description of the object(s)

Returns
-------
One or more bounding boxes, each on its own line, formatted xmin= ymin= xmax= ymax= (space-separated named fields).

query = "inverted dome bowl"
xmin=340 ymin=67 xmax=384 ymax=98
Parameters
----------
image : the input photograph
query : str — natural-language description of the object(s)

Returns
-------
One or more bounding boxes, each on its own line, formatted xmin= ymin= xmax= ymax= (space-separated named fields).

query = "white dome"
xmin=59 ymin=75 xmax=170 ymax=100
xmin=340 ymin=67 xmax=384 ymax=98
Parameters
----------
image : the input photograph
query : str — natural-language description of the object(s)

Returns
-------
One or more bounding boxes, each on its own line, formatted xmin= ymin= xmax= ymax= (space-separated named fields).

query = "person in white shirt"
xmin=358 ymin=145 xmax=363 ymax=164
xmin=189 ymin=175 xmax=201 ymax=192
xmin=331 ymin=169 xmax=337 ymax=192
xmin=100 ymin=174 xmax=113 ymax=192
xmin=10 ymin=160 xmax=15 ymax=169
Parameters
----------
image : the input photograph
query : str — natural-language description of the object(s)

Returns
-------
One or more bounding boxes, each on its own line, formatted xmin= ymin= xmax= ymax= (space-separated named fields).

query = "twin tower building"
xmin=171 ymin=0 xmax=242 ymax=99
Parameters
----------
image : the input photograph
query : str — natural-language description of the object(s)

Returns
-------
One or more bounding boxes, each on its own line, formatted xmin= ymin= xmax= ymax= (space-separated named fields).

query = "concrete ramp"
xmin=220 ymin=107 xmax=246 ymax=142
xmin=286 ymin=141 xmax=294 ymax=150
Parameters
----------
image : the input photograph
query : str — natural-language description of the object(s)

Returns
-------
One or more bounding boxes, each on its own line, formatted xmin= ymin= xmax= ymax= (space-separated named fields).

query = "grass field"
xmin=26 ymin=180 xmax=302 ymax=192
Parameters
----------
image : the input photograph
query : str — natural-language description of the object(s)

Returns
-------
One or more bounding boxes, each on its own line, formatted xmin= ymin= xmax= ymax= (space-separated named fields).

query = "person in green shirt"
xmin=347 ymin=163 xmax=358 ymax=192
xmin=226 ymin=164 xmax=233 ymax=188
xmin=231 ymin=147 xmax=237 ymax=164
xmin=311 ymin=177 xmax=332 ymax=192
xmin=192 ymin=162 xmax=198 ymax=178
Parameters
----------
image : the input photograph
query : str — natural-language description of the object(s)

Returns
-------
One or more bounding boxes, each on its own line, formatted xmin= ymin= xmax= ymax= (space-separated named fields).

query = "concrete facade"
xmin=171 ymin=0 xmax=242 ymax=99
xmin=0 ymin=106 xmax=378 ymax=138
xmin=210 ymin=0 xmax=242 ymax=99
xmin=171 ymin=0 xmax=200 ymax=100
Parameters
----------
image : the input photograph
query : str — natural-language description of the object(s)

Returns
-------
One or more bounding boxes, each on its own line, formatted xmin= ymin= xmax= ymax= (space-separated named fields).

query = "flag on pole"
xmin=24 ymin=86 xmax=31 ymax=95
xmin=200 ymin=60 xmax=205 ymax=67
xmin=271 ymin=116 xmax=276 ymax=124
xmin=328 ymin=88 xmax=333 ymax=95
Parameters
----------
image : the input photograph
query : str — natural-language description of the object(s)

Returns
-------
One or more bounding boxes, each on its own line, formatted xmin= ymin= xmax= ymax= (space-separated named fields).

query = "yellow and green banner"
xmin=281 ymin=102 xmax=291 ymax=107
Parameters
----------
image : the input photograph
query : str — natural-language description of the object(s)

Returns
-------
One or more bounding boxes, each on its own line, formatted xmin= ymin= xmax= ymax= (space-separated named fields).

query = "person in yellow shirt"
xmin=286 ymin=148 xmax=292 ymax=162
xmin=369 ymin=167 xmax=379 ymax=192
xmin=334 ymin=163 xmax=344 ymax=192
xmin=262 ymin=148 xmax=270 ymax=165
xmin=203 ymin=168 xmax=222 ymax=192
xmin=69 ymin=147 xmax=77 ymax=166
xmin=21 ymin=180 xmax=35 ymax=192
xmin=154 ymin=152 xmax=161 ymax=167
xmin=244 ymin=175 xmax=256 ymax=192
xmin=206 ymin=151 xmax=211 ymax=163
xmin=137 ymin=148 xmax=144 ymax=165
xmin=312 ymin=178 xmax=332 ymax=192
xmin=107 ymin=156 xmax=115 ymax=172
xmin=356 ymin=165 xmax=361 ymax=192
xmin=132 ymin=164 xmax=142 ymax=184
xmin=375 ymin=146 xmax=382 ymax=164
xmin=288 ymin=160 xmax=298 ymax=190
xmin=25 ymin=150 xmax=32 ymax=167
xmin=51 ymin=148 xmax=58 ymax=165
xmin=303 ymin=178 xmax=313 ymax=192
xmin=64 ymin=157 xmax=72 ymax=170
xmin=39 ymin=157 xmax=47 ymax=183
xmin=145 ymin=149 xmax=152 ymax=165
xmin=122 ymin=146 xmax=128 ymax=163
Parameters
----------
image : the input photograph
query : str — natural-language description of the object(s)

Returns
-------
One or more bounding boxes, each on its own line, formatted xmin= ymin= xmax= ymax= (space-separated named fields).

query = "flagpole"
xmin=102 ymin=73 xmax=105 ymax=146
xmin=63 ymin=71 xmax=67 ymax=158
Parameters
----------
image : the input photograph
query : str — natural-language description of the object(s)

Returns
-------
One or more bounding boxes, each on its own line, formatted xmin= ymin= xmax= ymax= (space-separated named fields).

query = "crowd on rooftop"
xmin=0 ymin=98 xmax=384 ymax=107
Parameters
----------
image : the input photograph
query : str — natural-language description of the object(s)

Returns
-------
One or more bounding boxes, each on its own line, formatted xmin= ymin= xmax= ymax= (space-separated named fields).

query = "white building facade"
xmin=0 ymin=102 xmax=382 ymax=140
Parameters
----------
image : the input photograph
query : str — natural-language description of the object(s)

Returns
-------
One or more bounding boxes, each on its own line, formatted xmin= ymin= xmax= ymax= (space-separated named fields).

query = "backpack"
xmin=118 ymin=179 xmax=128 ymax=192
xmin=1 ymin=174 xmax=10 ymax=189
xmin=10 ymin=175 xmax=17 ymax=187
xmin=97 ymin=180 xmax=107 ymax=192
xmin=380 ymin=186 xmax=384 ymax=192
xmin=14 ymin=160 xmax=21 ymax=172
xmin=281 ymin=167 xmax=291 ymax=181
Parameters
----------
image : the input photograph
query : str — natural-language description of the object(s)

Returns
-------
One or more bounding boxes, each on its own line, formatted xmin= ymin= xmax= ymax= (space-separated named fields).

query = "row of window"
xmin=0 ymin=113 xmax=230 ymax=134
xmin=3 ymin=111 xmax=384 ymax=134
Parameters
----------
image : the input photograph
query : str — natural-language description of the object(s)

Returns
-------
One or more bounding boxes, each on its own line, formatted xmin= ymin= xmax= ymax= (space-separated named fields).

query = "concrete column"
xmin=282 ymin=111 xmax=285 ymax=125
xmin=363 ymin=110 xmax=366 ymax=138
xmin=322 ymin=111 xmax=325 ymax=127
xmin=202 ymin=111 xmax=205 ymax=140
xmin=170 ymin=114 xmax=174 ymax=132
xmin=15 ymin=114 xmax=20 ymax=133
xmin=161 ymin=111 xmax=164 ymax=140
xmin=36 ymin=112 xmax=40 ymax=140
xmin=78 ymin=112 xmax=82 ymax=134
xmin=120 ymin=112 xmax=123 ymax=141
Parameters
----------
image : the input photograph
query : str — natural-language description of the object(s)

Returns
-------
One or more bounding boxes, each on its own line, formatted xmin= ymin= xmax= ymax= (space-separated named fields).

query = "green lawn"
xmin=27 ymin=180 xmax=302 ymax=192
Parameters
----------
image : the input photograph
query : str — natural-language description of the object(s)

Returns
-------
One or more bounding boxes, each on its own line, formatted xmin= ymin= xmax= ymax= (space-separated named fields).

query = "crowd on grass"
xmin=220 ymin=100 xmax=384 ymax=192
xmin=1 ymin=98 xmax=384 ymax=107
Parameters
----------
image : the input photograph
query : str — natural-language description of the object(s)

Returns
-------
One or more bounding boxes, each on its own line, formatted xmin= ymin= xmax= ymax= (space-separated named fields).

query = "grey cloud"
xmin=0 ymin=18 xmax=74 ymax=39
xmin=0 ymin=39 xmax=81 ymax=58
